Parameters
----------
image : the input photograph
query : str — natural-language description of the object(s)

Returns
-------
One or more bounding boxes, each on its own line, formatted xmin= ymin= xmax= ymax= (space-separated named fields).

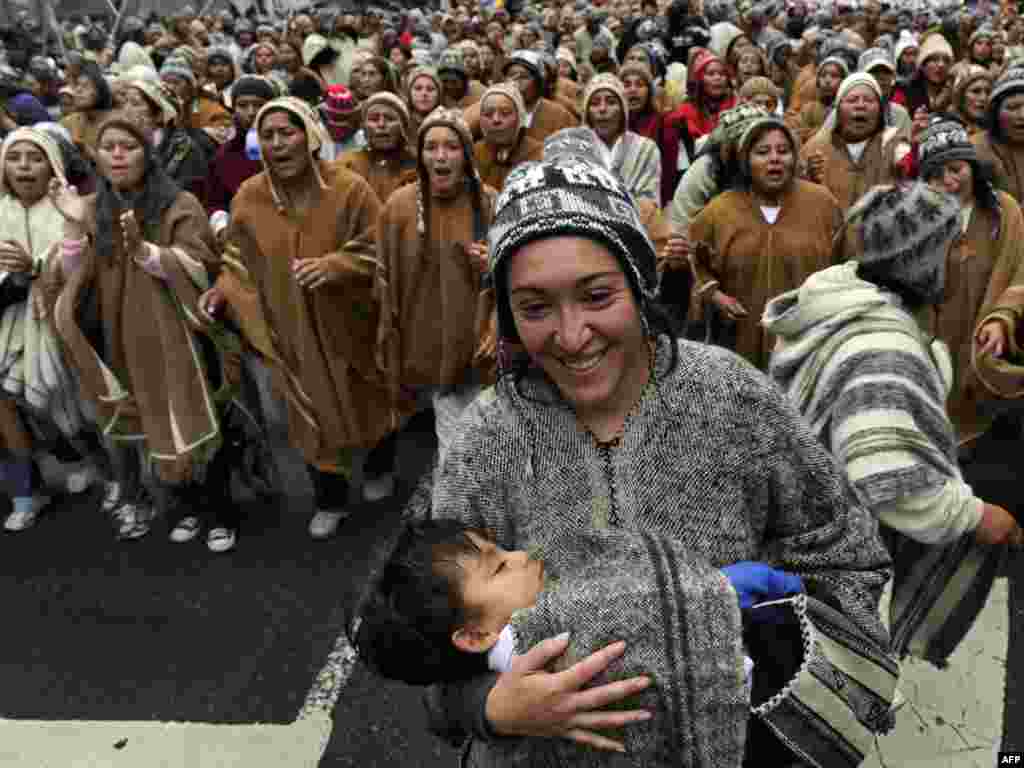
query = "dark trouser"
xmin=307 ymin=465 xmax=351 ymax=510
xmin=1 ymin=457 xmax=41 ymax=497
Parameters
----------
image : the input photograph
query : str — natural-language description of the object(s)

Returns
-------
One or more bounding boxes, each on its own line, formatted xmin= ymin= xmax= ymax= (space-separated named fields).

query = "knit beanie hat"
xmin=231 ymin=74 xmax=277 ymax=104
xmin=582 ymin=73 xmax=628 ymax=126
xmin=917 ymin=32 xmax=954 ymax=70
xmin=835 ymin=71 xmax=882 ymax=107
xmin=894 ymin=31 xmax=919 ymax=65
xmin=129 ymin=78 xmax=179 ymax=125
xmin=953 ymin=64 xmax=993 ymax=112
xmin=489 ymin=126 xmax=658 ymax=343
xmin=969 ymin=25 xmax=995 ymax=47
xmin=160 ymin=56 xmax=196 ymax=87
xmin=918 ymin=116 xmax=977 ymax=180
xmin=504 ymin=49 xmax=545 ymax=88
xmin=858 ymin=47 xmax=895 ymax=74
xmin=818 ymin=55 xmax=851 ymax=80
xmin=207 ymin=46 xmax=235 ymax=67
xmin=707 ymin=102 xmax=770 ymax=147
xmin=323 ymin=84 xmax=357 ymax=117
xmin=480 ymin=82 xmax=526 ymax=132
xmin=362 ymin=91 xmax=411 ymax=140
xmin=846 ymin=182 xmax=961 ymax=306
xmin=990 ymin=63 xmax=1024 ymax=112
xmin=405 ymin=66 xmax=442 ymax=105
xmin=437 ymin=47 xmax=467 ymax=80
xmin=738 ymin=76 xmax=781 ymax=103
xmin=0 ymin=127 xmax=66 ymax=197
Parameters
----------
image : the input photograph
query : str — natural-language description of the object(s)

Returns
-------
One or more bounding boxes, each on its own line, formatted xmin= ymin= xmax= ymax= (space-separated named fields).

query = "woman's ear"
xmin=452 ymin=625 xmax=501 ymax=654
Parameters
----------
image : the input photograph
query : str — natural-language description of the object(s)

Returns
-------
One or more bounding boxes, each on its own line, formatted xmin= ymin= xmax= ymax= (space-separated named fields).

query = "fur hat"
xmin=489 ymin=126 xmax=658 ymax=344
xmin=918 ymin=116 xmax=977 ymax=180
xmin=847 ymin=182 xmax=961 ymax=306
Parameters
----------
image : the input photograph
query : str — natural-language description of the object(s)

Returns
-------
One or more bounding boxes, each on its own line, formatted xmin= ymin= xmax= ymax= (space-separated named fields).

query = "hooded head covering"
xmin=489 ymin=126 xmax=658 ymax=346
xmin=0 ymin=127 xmax=66 ymax=198
xmin=129 ymin=78 xmax=179 ymax=125
xmin=846 ymin=181 xmax=961 ymax=306
xmin=362 ymin=91 xmax=412 ymax=143
xmin=738 ymin=76 xmax=780 ymax=105
xmin=953 ymin=64 xmax=993 ymax=119
xmin=405 ymin=67 xmax=443 ymax=115
xmin=480 ymin=82 xmax=527 ymax=138
xmin=582 ymin=73 xmax=628 ymax=129
xmin=415 ymin=106 xmax=487 ymax=247
xmin=254 ymin=97 xmax=329 ymax=213
xmin=503 ymin=50 xmax=545 ymax=91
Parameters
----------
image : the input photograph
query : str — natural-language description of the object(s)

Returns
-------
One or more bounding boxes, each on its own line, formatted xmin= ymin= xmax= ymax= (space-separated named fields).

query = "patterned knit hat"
xmin=707 ymin=102 xmax=770 ymax=147
xmin=489 ymin=127 xmax=658 ymax=343
xmin=437 ymin=47 xmax=467 ymax=80
xmin=582 ymin=73 xmax=628 ymax=126
xmin=990 ymin=63 xmax=1024 ymax=112
xmin=323 ymin=84 xmax=357 ymax=116
xmin=846 ymin=182 xmax=961 ymax=306
xmin=504 ymin=50 xmax=545 ymax=89
xmin=918 ymin=116 xmax=976 ymax=180
xmin=159 ymin=56 xmax=196 ymax=87
xmin=858 ymin=47 xmax=895 ymax=74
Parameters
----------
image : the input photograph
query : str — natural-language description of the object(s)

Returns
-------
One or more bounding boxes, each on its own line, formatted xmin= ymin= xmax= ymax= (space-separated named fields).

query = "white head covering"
xmin=0 ymin=127 xmax=66 ymax=199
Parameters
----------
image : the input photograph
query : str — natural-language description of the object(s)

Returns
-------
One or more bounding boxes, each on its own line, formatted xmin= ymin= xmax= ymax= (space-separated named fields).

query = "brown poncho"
xmin=52 ymin=191 xmax=223 ymax=484
xmin=472 ymin=135 xmax=543 ymax=193
xmin=802 ymin=125 xmax=907 ymax=212
xmin=972 ymin=131 xmax=1024 ymax=203
xmin=336 ymin=146 xmax=419 ymax=205
xmin=375 ymin=181 xmax=496 ymax=408
xmin=689 ymin=180 xmax=843 ymax=369
xmin=231 ymin=161 xmax=392 ymax=470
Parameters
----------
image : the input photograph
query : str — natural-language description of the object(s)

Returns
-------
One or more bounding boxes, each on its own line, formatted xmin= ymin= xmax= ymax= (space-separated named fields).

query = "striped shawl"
xmin=765 ymin=262 xmax=1007 ymax=666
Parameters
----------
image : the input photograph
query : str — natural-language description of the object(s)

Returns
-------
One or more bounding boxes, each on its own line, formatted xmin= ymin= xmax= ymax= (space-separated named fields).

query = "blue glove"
xmin=721 ymin=561 xmax=805 ymax=610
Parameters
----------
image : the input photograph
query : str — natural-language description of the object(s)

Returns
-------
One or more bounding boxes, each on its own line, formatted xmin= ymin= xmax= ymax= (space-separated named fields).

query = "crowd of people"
xmin=1 ymin=0 xmax=1024 ymax=763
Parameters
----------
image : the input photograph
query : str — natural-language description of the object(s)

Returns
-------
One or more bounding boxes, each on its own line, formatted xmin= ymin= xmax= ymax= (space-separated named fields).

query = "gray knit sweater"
xmin=421 ymin=337 xmax=898 ymax=768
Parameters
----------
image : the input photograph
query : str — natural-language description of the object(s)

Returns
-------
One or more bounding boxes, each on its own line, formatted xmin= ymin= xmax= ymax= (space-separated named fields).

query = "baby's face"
xmin=458 ymin=532 xmax=545 ymax=633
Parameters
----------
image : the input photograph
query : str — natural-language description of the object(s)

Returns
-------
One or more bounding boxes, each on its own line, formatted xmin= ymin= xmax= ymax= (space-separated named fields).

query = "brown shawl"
xmin=473 ymin=135 xmax=543 ymax=193
xmin=52 ymin=191 xmax=223 ymax=484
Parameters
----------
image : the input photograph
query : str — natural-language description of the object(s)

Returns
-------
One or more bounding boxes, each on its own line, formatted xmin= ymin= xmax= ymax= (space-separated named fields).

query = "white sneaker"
xmin=308 ymin=508 xmax=347 ymax=539
xmin=65 ymin=464 xmax=100 ymax=495
xmin=4 ymin=496 xmax=51 ymax=531
xmin=207 ymin=527 xmax=237 ymax=553
xmin=169 ymin=516 xmax=201 ymax=543
xmin=114 ymin=502 xmax=151 ymax=541
xmin=363 ymin=473 xmax=396 ymax=502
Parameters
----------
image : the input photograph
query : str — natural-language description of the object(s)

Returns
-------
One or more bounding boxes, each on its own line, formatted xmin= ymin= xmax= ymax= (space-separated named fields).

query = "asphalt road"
xmin=0 ymin=408 xmax=1020 ymax=768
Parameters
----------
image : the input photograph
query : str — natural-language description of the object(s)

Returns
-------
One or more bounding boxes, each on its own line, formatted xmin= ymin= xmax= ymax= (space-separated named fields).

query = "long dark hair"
xmin=94 ymin=117 xmax=181 ymax=262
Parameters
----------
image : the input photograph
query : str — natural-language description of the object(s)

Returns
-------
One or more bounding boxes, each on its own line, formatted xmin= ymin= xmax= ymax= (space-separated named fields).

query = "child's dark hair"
xmin=353 ymin=519 xmax=493 ymax=686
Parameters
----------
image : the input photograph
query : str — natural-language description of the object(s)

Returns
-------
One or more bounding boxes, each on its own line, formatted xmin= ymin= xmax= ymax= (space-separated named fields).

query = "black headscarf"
xmin=79 ymin=60 xmax=114 ymax=112
xmin=93 ymin=113 xmax=181 ymax=263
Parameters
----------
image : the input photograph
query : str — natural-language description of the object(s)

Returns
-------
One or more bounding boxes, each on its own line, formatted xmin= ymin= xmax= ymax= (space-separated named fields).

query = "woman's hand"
xmin=976 ymin=503 xmax=1024 ymax=547
xmin=0 ymin=239 xmax=34 ymax=274
xmin=711 ymin=289 xmax=748 ymax=320
xmin=293 ymin=253 xmax=348 ymax=291
xmin=485 ymin=633 xmax=652 ymax=753
xmin=48 ymin=179 xmax=88 ymax=237
xmin=805 ymin=150 xmax=825 ymax=183
xmin=661 ymin=234 xmax=691 ymax=271
xmin=199 ymin=287 xmax=227 ymax=321
xmin=467 ymin=240 xmax=489 ymax=275
xmin=121 ymin=211 xmax=142 ymax=257
xmin=977 ymin=320 xmax=1009 ymax=358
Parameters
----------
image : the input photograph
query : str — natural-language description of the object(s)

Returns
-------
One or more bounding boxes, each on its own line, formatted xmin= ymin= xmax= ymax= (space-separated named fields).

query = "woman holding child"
xmin=370 ymin=129 xmax=898 ymax=767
